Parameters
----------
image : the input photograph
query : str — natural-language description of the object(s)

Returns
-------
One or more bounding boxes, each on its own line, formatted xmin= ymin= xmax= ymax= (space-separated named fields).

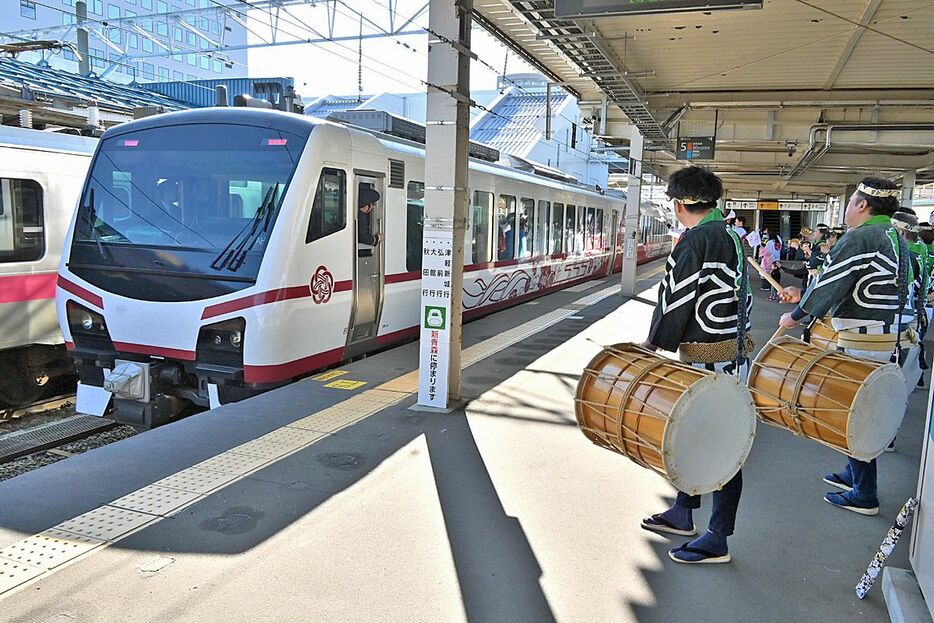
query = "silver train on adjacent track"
xmin=0 ymin=127 xmax=95 ymax=405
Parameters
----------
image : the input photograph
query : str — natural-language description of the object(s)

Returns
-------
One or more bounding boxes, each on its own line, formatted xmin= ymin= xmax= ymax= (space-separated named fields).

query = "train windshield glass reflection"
xmin=74 ymin=123 xmax=308 ymax=257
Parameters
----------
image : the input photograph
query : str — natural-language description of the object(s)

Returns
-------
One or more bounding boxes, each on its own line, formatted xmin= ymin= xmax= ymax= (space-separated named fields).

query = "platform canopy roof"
xmin=472 ymin=0 xmax=934 ymax=197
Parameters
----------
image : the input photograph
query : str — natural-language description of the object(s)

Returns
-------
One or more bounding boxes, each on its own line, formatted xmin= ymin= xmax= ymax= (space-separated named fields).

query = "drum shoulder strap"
xmin=891 ymin=231 xmax=909 ymax=356
xmin=726 ymin=227 xmax=749 ymax=371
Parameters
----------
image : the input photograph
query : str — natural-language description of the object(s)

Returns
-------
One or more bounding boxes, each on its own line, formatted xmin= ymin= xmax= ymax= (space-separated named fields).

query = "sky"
xmin=245 ymin=0 xmax=538 ymax=98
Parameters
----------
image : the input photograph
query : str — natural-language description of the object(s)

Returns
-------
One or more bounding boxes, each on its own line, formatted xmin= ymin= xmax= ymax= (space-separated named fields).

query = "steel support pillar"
xmin=621 ymin=128 xmax=644 ymax=298
xmin=76 ymin=1 xmax=90 ymax=76
xmin=902 ymin=170 xmax=916 ymax=210
xmin=415 ymin=0 xmax=471 ymax=409
xmin=837 ymin=192 xmax=849 ymax=226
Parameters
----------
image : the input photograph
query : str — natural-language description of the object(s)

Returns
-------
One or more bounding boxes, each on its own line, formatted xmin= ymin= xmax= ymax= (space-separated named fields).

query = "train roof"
xmin=99 ymin=107 xmax=318 ymax=139
xmin=95 ymin=108 xmax=624 ymax=201
xmin=0 ymin=126 xmax=97 ymax=155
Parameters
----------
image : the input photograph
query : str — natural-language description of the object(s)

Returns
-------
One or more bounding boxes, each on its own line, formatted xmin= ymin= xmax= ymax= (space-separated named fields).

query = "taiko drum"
xmin=575 ymin=343 xmax=757 ymax=495
xmin=806 ymin=316 xmax=838 ymax=350
xmin=747 ymin=337 xmax=906 ymax=460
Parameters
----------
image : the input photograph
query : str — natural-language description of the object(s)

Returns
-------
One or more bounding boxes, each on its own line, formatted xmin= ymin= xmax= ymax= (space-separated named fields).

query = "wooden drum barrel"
xmin=806 ymin=316 xmax=838 ymax=350
xmin=575 ymin=343 xmax=757 ymax=495
xmin=748 ymin=337 xmax=906 ymax=460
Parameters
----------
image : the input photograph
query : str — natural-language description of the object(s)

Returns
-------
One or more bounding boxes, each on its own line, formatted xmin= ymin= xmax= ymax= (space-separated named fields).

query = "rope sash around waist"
xmin=679 ymin=335 xmax=756 ymax=364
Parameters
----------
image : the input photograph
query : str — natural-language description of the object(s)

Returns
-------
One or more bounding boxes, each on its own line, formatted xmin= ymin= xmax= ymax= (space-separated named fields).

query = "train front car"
xmin=57 ymin=109 xmax=323 ymax=427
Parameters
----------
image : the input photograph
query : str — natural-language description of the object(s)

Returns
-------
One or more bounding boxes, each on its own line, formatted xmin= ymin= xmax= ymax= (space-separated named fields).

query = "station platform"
xmin=0 ymin=260 xmax=926 ymax=623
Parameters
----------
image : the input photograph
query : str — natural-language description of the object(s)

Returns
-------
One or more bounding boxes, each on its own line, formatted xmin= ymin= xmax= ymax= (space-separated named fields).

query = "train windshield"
xmin=69 ymin=122 xmax=309 ymax=301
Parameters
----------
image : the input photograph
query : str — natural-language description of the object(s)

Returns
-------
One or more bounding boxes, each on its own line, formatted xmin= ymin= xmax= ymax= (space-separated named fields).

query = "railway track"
xmin=0 ymin=393 xmax=77 ymax=423
xmin=0 ymin=394 xmax=133 ymax=475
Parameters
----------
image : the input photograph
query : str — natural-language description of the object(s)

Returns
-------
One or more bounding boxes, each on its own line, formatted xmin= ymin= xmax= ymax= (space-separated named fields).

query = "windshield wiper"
xmin=210 ymin=183 xmax=279 ymax=272
xmin=83 ymin=188 xmax=110 ymax=260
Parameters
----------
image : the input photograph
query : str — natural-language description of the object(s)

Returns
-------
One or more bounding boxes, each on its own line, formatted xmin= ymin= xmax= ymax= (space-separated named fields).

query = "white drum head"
xmin=848 ymin=363 xmax=907 ymax=461
xmin=663 ymin=374 xmax=757 ymax=495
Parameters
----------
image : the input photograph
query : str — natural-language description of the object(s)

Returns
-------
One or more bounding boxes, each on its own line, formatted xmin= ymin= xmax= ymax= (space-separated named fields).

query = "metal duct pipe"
xmin=787 ymin=123 xmax=934 ymax=178
xmin=686 ymin=100 xmax=934 ymax=109
xmin=18 ymin=110 xmax=32 ymax=129
xmin=76 ymin=1 xmax=90 ymax=76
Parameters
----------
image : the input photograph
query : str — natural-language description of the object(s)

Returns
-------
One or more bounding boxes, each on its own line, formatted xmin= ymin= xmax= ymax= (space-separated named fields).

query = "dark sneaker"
xmin=822 ymin=473 xmax=853 ymax=492
xmin=824 ymin=491 xmax=878 ymax=516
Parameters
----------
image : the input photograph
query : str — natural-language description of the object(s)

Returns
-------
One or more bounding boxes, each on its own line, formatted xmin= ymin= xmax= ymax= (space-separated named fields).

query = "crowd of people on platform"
xmin=720 ymin=214 xmax=934 ymax=301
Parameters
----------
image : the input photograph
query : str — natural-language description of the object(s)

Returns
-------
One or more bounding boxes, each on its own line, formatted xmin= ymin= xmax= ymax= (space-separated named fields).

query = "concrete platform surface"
xmin=0 ymin=261 xmax=926 ymax=623
xmin=884 ymin=568 xmax=934 ymax=623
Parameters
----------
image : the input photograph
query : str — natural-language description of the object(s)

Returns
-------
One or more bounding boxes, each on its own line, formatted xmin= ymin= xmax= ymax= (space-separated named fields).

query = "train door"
xmin=606 ymin=210 xmax=618 ymax=275
xmin=347 ymin=172 xmax=385 ymax=353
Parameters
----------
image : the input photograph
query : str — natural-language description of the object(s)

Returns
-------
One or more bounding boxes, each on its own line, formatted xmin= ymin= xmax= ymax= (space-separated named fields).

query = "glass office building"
xmin=2 ymin=0 xmax=248 ymax=84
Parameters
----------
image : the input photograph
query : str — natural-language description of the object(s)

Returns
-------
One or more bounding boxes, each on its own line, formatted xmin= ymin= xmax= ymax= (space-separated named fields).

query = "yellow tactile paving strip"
xmin=0 ymin=281 xmax=624 ymax=599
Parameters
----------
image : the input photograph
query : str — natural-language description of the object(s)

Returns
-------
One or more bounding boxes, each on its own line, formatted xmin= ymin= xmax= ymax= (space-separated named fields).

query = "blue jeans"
xmin=675 ymin=470 xmax=743 ymax=537
xmin=839 ymin=458 xmax=878 ymax=506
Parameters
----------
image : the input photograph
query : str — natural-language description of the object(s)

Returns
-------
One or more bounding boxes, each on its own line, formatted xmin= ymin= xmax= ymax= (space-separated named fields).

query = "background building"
xmin=1 ymin=0 xmax=248 ymax=83
xmin=304 ymin=73 xmax=613 ymax=189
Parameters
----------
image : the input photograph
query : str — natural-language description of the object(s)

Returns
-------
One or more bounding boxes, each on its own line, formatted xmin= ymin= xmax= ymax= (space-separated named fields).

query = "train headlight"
xmin=197 ymin=317 xmax=246 ymax=368
xmin=66 ymin=301 xmax=114 ymax=351
xmin=67 ymin=301 xmax=106 ymax=335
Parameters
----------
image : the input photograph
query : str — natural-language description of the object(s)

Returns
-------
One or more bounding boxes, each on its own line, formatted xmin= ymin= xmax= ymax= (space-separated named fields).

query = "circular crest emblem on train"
xmin=311 ymin=266 xmax=334 ymax=304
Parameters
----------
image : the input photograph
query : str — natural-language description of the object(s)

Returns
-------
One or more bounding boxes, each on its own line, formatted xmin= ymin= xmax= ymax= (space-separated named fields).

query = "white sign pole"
xmin=416 ymin=0 xmax=471 ymax=411
xmin=417 ymin=223 xmax=454 ymax=408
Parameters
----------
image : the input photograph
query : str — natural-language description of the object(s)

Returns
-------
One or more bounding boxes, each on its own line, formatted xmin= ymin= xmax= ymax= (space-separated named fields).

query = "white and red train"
xmin=55 ymin=108 xmax=670 ymax=426
xmin=0 ymin=127 xmax=95 ymax=405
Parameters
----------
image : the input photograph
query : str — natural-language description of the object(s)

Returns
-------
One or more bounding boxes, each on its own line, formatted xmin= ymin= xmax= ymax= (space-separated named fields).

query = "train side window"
xmin=565 ymin=205 xmax=576 ymax=253
xmin=596 ymin=208 xmax=604 ymax=250
xmin=0 ymin=178 xmax=44 ymax=263
xmin=536 ymin=200 xmax=550 ymax=258
xmin=496 ymin=194 xmax=517 ymax=261
xmin=519 ymin=197 xmax=534 ymax=259
xmin=585 ymin=207 xmax=596 ymax=251
xmin=406 ymin=181 xmax=425 ymax=272
xmin=305 ymin=168 xmax=346 ymax=243
xmin=577 ymin=206 xmax=586 ymax=253
xmin=551 ymin=203 xmax=564 ymax=254
xmin=471 ymin=190 xmax=493 ymax=264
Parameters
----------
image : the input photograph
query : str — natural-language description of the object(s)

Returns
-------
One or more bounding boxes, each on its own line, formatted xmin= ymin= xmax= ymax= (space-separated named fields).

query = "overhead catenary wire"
xmin=340 ymin=0 xmax=618 ymax=164
xmin=13 ymin=0 xmax=606 ymax=168
xmin=17 ymin=0 xmax=482 ymax=119
xmin=220 ymin=0 xmax=540 ymax=126
xmin=316 ymin=0 xmax=610 ymax=165
xmin=17 ymin=0 xmax=581 ymax=141
xmin=15 ymin=0 xmax=247 ymax=94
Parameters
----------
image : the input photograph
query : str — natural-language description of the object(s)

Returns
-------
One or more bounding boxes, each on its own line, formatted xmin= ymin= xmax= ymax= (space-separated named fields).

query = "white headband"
xmin=858 ymin=183 xmax=901 ymax=198
xmin=892 ymin=213 xmax=919 ymax=233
